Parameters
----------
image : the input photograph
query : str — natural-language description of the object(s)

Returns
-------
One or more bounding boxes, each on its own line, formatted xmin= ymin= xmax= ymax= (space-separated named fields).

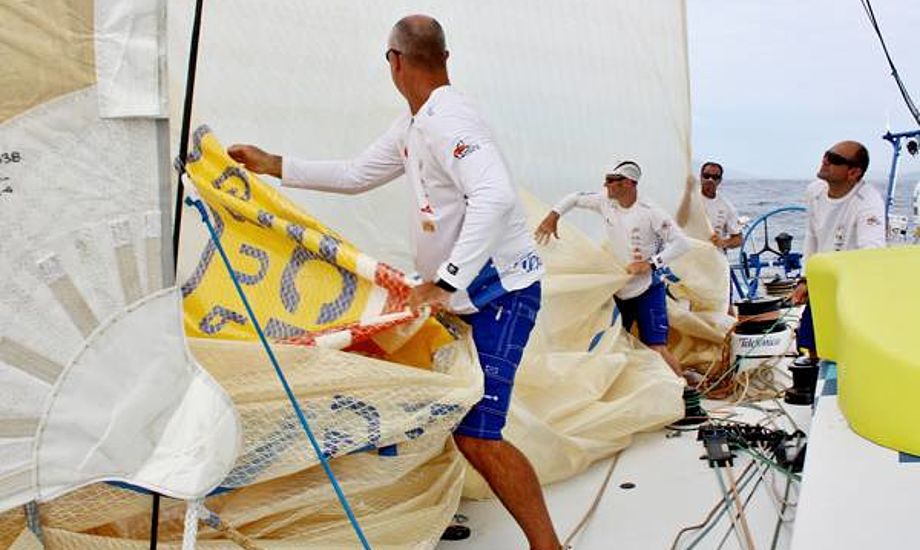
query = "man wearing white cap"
xmin=535 ymin=161 xmax=697 ymax=387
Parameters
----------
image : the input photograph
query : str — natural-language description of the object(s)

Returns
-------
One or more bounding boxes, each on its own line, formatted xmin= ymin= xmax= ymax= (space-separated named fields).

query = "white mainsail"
xmin=170 ymin=1 xmax=698 ymax=275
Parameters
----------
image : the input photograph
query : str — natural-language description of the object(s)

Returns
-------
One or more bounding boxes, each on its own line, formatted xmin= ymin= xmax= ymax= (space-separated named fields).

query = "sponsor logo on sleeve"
xmin=452 ymin=140 xmax=480 ymax=159
xmin=447 ymin=263 xmax=459 ymax=275
xmin=514 ymin=251 xmax=543 ymax=273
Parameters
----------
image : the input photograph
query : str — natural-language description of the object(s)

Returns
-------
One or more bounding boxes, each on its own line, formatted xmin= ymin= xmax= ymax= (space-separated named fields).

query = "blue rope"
xmin=185 ymin=196 xmax=372 ymax=549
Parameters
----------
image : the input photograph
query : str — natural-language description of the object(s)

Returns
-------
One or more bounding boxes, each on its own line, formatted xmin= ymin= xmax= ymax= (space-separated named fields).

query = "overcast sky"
xmin=687 ymin=0 xmax=920 ymax=180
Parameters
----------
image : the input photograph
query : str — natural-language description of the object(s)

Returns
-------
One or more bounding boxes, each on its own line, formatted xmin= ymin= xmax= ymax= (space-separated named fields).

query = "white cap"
xmin=605 ymin=161 xmax=641 ymax=183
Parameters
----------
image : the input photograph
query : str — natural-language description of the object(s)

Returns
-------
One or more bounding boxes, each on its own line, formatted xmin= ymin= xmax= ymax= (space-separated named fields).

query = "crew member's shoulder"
xmin=717 ymin=194 xmax=737 ymax=210
xmin=418 ymin=87 xmax=483 ymax=130
xmin=636 ymin=199 xmax=669 ymax=216
xmin=855 ymin=181 xmax=884 ymax=207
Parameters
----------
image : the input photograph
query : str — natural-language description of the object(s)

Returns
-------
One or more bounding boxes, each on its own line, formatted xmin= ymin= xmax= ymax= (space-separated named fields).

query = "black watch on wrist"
xmin=434 ymin=278 xmax=457 ymax=293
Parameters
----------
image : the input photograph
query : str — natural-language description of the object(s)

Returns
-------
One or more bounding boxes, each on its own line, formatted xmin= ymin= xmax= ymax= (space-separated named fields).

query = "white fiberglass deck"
xmin=789 ymin=364 xmax=920 ymax=550
xmin=440 ymin=398 xmax=813 ymax=550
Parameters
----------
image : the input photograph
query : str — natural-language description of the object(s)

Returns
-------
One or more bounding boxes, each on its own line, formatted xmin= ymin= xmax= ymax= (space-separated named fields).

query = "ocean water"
xmin=719 ymin=179 xmax=810 ymax=252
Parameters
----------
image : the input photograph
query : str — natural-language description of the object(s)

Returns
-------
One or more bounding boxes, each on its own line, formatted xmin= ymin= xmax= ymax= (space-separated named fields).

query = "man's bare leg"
xmin=650 ymin=344 xmax=704 ymax=387
xmin=454 ymin=434 xmax=561 ymax=550
xmin=649 ymin=344 xmax=681 ymax=376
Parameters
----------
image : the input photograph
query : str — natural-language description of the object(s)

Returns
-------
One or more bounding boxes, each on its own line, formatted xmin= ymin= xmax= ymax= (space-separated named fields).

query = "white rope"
xmin=182 ymin=498 xmax=204 ymax=550
xmin=200 ymin=505 xmax=264 ymax=550
xmin=562 ymin=453 xmax=620 ymax=548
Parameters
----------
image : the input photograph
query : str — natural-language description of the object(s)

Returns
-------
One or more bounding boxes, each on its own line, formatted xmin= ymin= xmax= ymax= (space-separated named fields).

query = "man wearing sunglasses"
xmin=227 ymin=14 xmax=561 ymax=550
xmin=699 ymin=162 xmax=742 ymax=251
xmin=535 ymin=161 xmax=706 ymax=420
xmin=791 ymin=141 xmax=886 ymax=358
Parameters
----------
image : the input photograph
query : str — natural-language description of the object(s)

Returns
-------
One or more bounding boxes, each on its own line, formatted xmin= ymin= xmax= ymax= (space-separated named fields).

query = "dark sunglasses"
xmin=824 ymin=150 xmax=857 ymax=167
xmin=385 ymin=48 xmax=402 ymax=62
xmin=701 ymin=172 xmax=722 ymax=181
xmin=605 ymin=175 xmax=627 ymax=184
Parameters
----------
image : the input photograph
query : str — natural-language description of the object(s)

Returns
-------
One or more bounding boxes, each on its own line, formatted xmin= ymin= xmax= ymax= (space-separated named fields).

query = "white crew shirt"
xmin=803 ymin=179 xmax=886 ymax=263
xmin=281 ymin=85 xmax=543 ymax=313
xmin=703 ymin=194 xmax=742 ymax=242
xmin=553 ymin=192 xmax=690 ymax=299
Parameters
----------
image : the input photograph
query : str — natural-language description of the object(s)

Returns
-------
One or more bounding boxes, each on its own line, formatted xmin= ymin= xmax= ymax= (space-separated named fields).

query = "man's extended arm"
xmin=229 ymin=119 xmax=405 ymax=195
xmin=534 ymin=192 xmax=603 ymax=245
xmin=652 ymin=209 xmax=691 ymax=267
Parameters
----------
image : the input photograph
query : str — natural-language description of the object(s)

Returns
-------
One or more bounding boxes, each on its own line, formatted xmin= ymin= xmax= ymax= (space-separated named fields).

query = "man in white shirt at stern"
xmin=791 ymin=140 xmax=885 ymax=358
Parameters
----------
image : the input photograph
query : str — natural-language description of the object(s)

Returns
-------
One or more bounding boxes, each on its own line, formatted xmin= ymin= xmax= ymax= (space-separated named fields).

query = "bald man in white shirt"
xmin=791 ymin=141 xmax=886 ymax=358
xmin=227 ymin=15 xmax=560 ymax=550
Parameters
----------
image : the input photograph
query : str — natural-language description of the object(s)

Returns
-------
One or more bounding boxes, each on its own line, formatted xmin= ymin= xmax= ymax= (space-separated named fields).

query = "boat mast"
xmin=172 ymin=0 xmax=206 ymax=273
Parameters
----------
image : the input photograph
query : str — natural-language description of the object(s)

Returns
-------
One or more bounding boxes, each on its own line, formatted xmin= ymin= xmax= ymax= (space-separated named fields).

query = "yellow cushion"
xmin=808 ymin=246 xmax=920 ymax=455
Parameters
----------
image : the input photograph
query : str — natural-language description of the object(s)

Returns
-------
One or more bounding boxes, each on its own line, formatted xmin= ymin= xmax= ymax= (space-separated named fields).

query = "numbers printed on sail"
xmin=0 ymin=152 xmax=22 ymax=164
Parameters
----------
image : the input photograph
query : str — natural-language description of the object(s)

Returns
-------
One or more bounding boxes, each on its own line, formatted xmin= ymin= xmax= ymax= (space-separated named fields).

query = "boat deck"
xmin=440 ymin=395 xmax=812 ymax=550
xmin=790 ymin=363 xmax=920 ymax=550
xmin=441 ymin=359 xmax=920 ymax=550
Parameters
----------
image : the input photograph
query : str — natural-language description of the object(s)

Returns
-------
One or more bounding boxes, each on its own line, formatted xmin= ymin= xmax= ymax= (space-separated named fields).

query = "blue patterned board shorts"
xmin=454 ymin=282 xmax=541 ymax=440
xmin=614 ymin=281 xmax=669 ymax=346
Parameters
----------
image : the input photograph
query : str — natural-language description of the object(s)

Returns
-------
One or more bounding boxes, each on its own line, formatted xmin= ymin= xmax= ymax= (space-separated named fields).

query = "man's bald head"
xmin=818 ymin=140 xmax=870 ymax=186
xmin=833 ymin=140 xmax=870 ymax=177
xmin=389 ymin=15 xmax=448 ymax=71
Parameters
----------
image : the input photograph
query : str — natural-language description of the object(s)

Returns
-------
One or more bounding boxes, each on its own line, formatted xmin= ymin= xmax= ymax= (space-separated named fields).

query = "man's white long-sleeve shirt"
xmin=553 ymin=192 xmax=690 ymax=299
xmin=803 ymin=179 xmax=886 ymax=264
xmin=281 ymin=85 xmax=543 ymax=313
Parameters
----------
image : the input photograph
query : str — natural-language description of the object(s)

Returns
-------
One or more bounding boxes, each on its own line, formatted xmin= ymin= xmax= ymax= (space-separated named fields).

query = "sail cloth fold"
xmin=459 ymin=190 xmax=730 ymax=497
xmin=0 ymin=200 xmax=241 ymax=515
